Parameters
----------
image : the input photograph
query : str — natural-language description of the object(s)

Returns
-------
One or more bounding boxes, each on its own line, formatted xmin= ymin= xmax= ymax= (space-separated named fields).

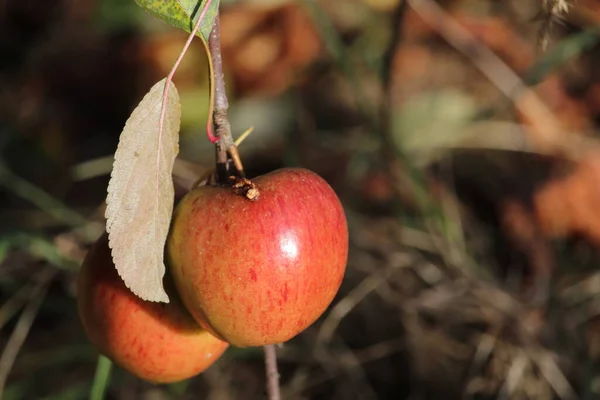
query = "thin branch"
xmin=208 ymin=17 xmax=230 ymax=180
xmin=208 ymin=16 xmax=245 ymax=179
xmin=264 ymin=344 xmax=281 ymax=400
xmin=210 ymin=17 xmax=228 ymax=112
xmin=208 ymin=15 xmax=244 ymax=182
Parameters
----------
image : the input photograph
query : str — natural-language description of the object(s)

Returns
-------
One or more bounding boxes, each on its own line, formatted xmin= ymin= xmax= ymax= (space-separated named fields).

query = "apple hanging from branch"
xmin=167 ymin=167 xmax=349 ymax=347
xmin=78 ymin=234 xmax=229 ymax=383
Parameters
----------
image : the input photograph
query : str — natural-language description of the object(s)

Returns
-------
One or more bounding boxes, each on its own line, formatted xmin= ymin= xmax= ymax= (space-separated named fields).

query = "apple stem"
xmin=264 ymin=344 xmax=281 ymax=400
xmin=208 ymin=17 xmax=245 ymax=183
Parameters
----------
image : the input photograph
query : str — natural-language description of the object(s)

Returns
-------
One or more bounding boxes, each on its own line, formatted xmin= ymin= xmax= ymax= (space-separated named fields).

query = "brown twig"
xmin=207 ymin=14 xmax=275 ymax=400
xmin=208 ymin=17 xmax=245 ymax=181
xmin=264 ymin=344 xmax=281 ymax=400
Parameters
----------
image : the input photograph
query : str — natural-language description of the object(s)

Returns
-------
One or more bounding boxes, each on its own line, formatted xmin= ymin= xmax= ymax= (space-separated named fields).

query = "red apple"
xmin=77 ymin=234 xmax=229 ymax=383
xmin=167 ymin=167 xmax=348 ymax=347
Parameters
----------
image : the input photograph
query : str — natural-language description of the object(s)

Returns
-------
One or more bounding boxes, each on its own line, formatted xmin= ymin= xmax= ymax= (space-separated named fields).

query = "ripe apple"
xmin=167 ymin=167 xmax=348 ymax=347
xmin=77 ymin=234 xmax=229 ymax=383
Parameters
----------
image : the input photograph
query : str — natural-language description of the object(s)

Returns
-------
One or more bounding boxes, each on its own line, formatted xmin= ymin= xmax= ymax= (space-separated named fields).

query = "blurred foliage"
xmin=4 ymin=0 xmax=600 ymax=399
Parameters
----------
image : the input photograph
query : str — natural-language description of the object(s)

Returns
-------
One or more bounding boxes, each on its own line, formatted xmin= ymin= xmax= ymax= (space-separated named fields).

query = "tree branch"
xmin=264 ymin=344 xmax=281 ymax=400
xmin=208 ymin=16 xmax=245 ymax=179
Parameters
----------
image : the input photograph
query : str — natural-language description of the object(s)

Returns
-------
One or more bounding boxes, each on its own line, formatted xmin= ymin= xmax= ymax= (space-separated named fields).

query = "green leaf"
xmin=134 ymin=0 xmax=220 ymax=41
xmin=392 ymin=90 xmax=478 ymax=166
xmin=525 ymin=28 xmax=600 ymax=86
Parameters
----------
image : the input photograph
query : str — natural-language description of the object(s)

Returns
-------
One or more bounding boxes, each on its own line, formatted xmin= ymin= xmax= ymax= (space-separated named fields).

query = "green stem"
xmin=198 ymin=3 xmax=217 ymax=143
xmin=90 ymin=355 xmax=112 ymax=400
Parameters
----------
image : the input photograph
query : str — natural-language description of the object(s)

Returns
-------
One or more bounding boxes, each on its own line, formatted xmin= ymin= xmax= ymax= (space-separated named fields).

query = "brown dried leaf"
xmin=534 ymin=154 xmax=600 ymax=245
xmin=105 ymin=78 xmax=181 ymax=303
xmin=220 ymin=4 xmax=321 ymax=96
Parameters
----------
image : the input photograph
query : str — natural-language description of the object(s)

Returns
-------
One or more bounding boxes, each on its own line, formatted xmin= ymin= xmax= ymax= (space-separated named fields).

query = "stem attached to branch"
xmin=207 ymin=17 xmax=245 ymax=182
xmin=264 ymin=344 xmax=281 ymax=400
xmin=160 ymin=0 xmax=214 ymax=154
xmin=206 ymin=8 xmax=277 ymax=398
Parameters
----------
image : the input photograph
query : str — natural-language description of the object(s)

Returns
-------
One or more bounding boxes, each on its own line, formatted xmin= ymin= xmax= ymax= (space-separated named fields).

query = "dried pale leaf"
xmin=105 ymin=78 xmax=181 ymax=303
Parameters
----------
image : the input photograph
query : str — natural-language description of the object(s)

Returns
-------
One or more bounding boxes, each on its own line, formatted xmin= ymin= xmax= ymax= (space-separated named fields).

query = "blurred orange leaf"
xmin=220 ymin=4 xmax=322 ymax=96
xmin=534 ymin=154 xmax=600 ymax=245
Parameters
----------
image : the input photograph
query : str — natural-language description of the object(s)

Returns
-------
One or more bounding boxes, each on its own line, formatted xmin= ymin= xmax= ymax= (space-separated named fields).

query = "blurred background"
xmin=3 ymin=0 xmax=600 ymax=398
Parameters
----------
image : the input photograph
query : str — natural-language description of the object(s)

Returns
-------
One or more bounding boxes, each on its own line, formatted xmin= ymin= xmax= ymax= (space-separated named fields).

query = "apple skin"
xmin=167 ymin=167 xmax=348 ymax=347
xmin=77 ymin=234 xmax=229 ymax=383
